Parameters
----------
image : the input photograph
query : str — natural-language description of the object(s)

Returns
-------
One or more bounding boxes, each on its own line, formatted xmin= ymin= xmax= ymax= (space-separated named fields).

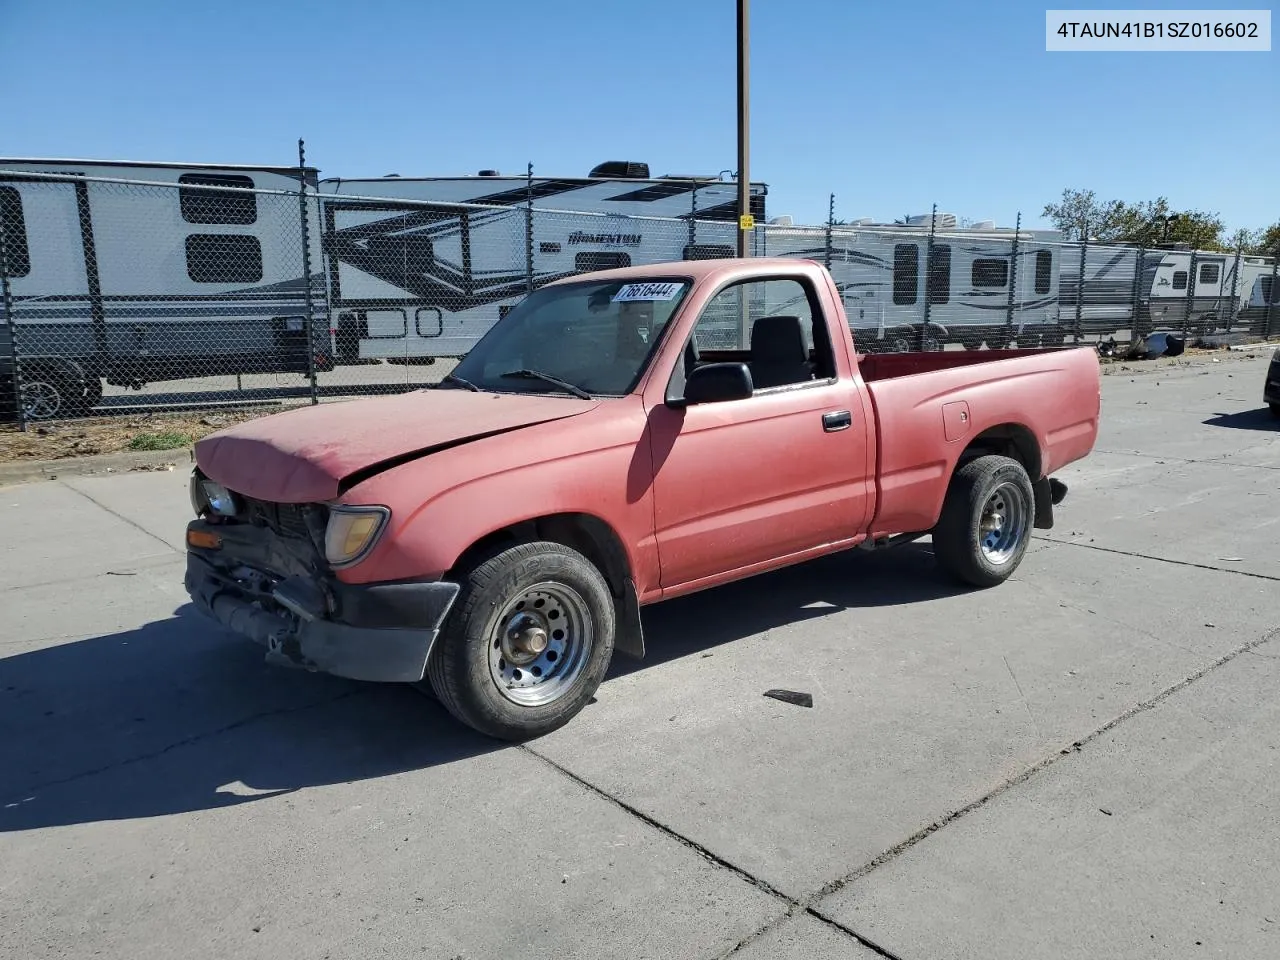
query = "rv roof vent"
xmin=971 ymin=220 xmax=996 ymax=230
xmin=852 ymin=217 xmax=875 ymax=226
xmin=768 ymin=215 xmax=793 ymax=226
xmin=589 ymin=161 xmax=651 ymax=179
xmin=906 ymin=212 xmax=958 ymax=229
xmin=477 ymin=169 xmax=501 ymax=177
xmin=383 ymin=173 xmax=401 ymax=178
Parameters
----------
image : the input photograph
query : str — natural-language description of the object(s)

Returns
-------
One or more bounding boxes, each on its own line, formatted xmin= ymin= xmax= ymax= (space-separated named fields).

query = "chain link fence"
xmin=2 ymin=168 xmax=1277 ymax=425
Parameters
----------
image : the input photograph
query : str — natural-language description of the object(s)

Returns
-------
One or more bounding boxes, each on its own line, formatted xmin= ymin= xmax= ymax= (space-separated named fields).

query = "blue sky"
xmin=2 ymin=0 xmax=1276 ymax=231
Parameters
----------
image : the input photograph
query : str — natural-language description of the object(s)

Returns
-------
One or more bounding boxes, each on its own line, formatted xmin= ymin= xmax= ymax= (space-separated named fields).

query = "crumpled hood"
xmin=195 ymin=388 xmax=597 ymax=503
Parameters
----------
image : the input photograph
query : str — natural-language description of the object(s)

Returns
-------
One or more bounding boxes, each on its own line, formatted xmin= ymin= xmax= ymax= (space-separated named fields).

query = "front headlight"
xmin=189 ymin=472 xmax=239 ymax=518
xmin=324 ymin=505 xmax=390 ymax=567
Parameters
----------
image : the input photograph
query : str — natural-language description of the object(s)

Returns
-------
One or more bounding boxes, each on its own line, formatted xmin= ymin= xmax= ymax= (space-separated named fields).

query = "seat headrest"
xmin=751 ymin=315 xmax=806 ymax=360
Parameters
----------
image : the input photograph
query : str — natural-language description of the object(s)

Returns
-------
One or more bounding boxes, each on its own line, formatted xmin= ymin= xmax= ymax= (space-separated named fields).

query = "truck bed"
xmin=860 ymin=346 xmax=1101 ymax=538
xmin=857 ymin=348 xmax=1062 ymax=382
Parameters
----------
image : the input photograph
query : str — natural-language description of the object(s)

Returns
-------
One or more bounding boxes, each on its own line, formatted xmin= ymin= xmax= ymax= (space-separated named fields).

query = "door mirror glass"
xmin=678 ymin=362 xmax=754 ymax=406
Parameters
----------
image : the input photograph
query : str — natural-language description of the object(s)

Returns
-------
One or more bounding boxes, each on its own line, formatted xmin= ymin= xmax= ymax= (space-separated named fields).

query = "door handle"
xmin=822 ymin=410 xmax=852 ymax=432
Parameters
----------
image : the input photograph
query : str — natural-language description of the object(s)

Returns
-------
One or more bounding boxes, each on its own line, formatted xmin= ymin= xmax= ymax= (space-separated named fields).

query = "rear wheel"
xmin=1270 ymin=402 xmax=1280 ymax=419
xmin=933 ymin=454 xmax=1035 ymax=588
xmin=426 ymin=541 xmax=616 ymax=741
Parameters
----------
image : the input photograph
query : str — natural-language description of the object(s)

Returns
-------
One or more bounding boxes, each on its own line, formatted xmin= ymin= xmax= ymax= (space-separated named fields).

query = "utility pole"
xmin=736 ymin=0 xmax=751 ymax=257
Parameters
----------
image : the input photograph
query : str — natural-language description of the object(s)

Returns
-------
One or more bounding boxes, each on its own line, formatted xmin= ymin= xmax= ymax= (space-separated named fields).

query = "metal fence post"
xmin=1184 ymin=248 xmax=1198 ymax=337
xmin=1074 ymin=231 xmax=1087 ymax=341
xmin=525 ymin=162 xmax=534 ymax=294
xmin=1226 ymin=244 xmax=1242 ymax=331
xmin=1005 ymin=211 xmax=1020 ymax=344
xmin=1265 ymin=247 xmax=1279 ymax=339
xmin=0 ymin=209 xmax=25 ymax=430
xmin=920 ymin=203 xmax=936 ymax=352
xmin=297 ymin=139 xmax=319 ymax=406
xmin=1129 ymin=245 xmax=1146 ymax=337
xmin=824 ymin=193 xmax=834 ymax=269
xmin=687 ymin=184 xmax=697 ymax=253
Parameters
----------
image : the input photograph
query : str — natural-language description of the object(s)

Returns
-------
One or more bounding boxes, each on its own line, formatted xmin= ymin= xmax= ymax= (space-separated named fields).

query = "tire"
xmin=1270 ymin=403 xmax=1280 ymax=419
xmin=19 ymin=370 xmax=77 ymax=421
xmin=961 ymin=338 xmax=984 ymax=352
xmin=426 ymin=541 xmax=616 ymax=741
xmin=932 ymin=454 xmax=1035 ymax=588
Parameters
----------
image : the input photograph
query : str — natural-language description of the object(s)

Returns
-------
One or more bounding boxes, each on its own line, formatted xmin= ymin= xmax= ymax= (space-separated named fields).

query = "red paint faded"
xmin=194 ymin=257 xmax=1101 ymax=600
xmin=195 ymin=388 xmax=595 ymax=502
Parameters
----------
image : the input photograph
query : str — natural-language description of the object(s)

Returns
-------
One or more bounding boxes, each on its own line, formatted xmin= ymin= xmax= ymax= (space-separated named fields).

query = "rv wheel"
xmin=961 ymin=338 xmax=984 ymax=352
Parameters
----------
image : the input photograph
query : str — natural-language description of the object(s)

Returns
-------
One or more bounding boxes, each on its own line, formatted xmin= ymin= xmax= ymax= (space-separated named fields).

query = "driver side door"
xmin=646 ymin=275 xmax=873 ymax=592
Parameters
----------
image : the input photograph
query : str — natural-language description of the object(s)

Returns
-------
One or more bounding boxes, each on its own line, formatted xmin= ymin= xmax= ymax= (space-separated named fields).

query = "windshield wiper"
xmin=499 ymin=369 xmax=593 ymax=400
xmin=441 ymin=373 xmax=481 ymax=392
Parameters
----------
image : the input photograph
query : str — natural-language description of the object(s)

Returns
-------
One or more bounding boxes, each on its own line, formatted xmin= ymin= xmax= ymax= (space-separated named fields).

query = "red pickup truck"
xmin=185 ymin=258 xmax=1100 ymax=740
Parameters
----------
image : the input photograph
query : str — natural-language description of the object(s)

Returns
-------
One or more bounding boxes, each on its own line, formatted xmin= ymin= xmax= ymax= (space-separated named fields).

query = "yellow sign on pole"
xmin=738 ymin=213 xmax=755 ymax=231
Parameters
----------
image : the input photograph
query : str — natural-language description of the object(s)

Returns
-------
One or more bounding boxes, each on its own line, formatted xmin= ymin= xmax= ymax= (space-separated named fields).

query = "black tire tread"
xmin=933 ymin=454 xmax=1034 ymax=589
xmin=426 ymin=540 xmax=615 ymax=741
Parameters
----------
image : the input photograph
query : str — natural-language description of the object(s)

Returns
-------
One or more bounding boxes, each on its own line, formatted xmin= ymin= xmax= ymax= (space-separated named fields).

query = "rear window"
xmin=0 ymin=186 xmax=31 ymax=278
xmin=179 ymin=173 xmax=257 ymax=225
xmin=893 ymin=244 xmax=918 ymax=305
xmin=1035 ymin=250 xmax=1052 ymax=294
xmin=972 ymin=258 xmax=1008 ymax=288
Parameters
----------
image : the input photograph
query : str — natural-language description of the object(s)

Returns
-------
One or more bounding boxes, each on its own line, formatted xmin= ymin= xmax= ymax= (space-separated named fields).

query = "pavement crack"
xmin=521 ymin=744 xmax=908 ymax=960
xmin=804 ymin=624 xmax=1280 ymax=909
xmin=2 ymin=689 xmax=362 ymax=806
xmin=1033 ymin=536 xmax=1280 ymax=582
xmin=1003 ymin=655 xmax=1042 ymax=740
xmin=59 ymin=480 xmax=180 ymax=553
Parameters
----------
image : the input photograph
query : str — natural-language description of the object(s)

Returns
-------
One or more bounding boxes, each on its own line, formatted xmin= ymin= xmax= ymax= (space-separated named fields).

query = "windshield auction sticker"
xmin=612 ymin=282 xmax=684 ymax=302
xmin=1046 ymin=9 xmax=1271 ymax=50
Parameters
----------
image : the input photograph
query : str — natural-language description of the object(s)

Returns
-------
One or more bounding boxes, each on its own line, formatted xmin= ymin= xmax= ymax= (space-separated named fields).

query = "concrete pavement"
xmin=1 ymin=351 xmax=1277 ymax=959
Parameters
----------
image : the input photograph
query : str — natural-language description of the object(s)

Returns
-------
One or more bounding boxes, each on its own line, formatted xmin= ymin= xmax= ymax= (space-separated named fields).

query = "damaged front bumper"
xmin=184 ymin=519 xmax=459 ymax=683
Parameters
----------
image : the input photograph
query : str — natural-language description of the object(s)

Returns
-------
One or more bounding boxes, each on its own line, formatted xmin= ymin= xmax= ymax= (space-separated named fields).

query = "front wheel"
xmin=932 ymin=454 xmax=1035 ymax=588
xmin=426 ymin=541 xmax=616 ymax=741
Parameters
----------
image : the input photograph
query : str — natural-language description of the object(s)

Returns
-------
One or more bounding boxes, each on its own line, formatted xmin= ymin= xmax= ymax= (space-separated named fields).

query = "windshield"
xmin=447 ymin=278 xmax=692 ymax=397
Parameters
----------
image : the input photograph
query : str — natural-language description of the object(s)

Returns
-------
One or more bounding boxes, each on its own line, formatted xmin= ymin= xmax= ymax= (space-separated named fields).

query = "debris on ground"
xmin=0 ymin=409 xmax=270 ymax=463
xmin=764 ymin=689 xmax=814 ymax=708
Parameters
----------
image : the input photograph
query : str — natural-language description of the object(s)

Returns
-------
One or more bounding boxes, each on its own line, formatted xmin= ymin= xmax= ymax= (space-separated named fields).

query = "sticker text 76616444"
xmin=612 ymin=282 xmax=684 ymax=303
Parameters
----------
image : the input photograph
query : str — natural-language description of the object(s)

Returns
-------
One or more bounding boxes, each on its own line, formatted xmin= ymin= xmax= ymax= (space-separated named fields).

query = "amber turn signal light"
xmin=187 ymin=529 xmax=223 ymax=550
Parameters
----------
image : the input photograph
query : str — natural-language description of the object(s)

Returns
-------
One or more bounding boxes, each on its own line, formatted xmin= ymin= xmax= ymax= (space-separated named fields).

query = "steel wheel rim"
xmin=978 ymin=481 xmax=1027 ymax=564
xmin=21 ymin=380 xmax=62 ymax=420
xmin=488 ymin=581 xmax=593 ymax=707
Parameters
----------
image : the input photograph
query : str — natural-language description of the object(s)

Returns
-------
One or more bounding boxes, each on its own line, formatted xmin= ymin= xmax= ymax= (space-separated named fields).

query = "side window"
xmin=186 ymin=234 xmax=264 ymax=283
xmin=0 ymin=186 xmax=31 ymax=278
xmin=1172 ymin=270 xmax=1188 ymax=291
xmin=688 ymin=277 xmax=834 ymax=389
xmin=1199 ymin=262 xmax=1220 ymax=285
xmin=683 ymin=244 xmax=734 ymax=261
xmin=178 ymin=173 xmax=257 ymax=225
xmin=927 ymin=244 xmax=951 ymax=304
xmin=893 ymin=244 xmax=918 ymax=305
xmin=575 ymin=251 xmax=631 ymax=273
xmin=972 ymin=258 xmax=1008 ymax=288
xmin=1035 ymin=250 xmax=1053 ymax=294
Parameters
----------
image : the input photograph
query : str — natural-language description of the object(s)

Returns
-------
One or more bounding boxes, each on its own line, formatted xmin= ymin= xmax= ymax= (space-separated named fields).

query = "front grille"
xmin=240 ymin=496 xmax=327 ymax=543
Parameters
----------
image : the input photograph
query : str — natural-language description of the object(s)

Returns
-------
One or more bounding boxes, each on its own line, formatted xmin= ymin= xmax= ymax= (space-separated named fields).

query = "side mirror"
xmin=676 ymin=362 xmax=754 ymax=407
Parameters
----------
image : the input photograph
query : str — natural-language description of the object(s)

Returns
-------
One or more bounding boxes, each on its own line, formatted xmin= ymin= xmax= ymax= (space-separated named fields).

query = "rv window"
xmin=893 ymin=244 xmax=918 ymax=305
xmin=927 ymin=245 xmax=951 ymax=305
xmin=1199 ymin=262 xmax=1220 ymax=286
xmin=972 ymin=258 xmax=1008 ymax=288
xmin=1172 ymin=270 xmax=1188 ymax=291
xmin=1035 ymin=250 xmax=1052 ymax=294
xmin=179 ymin=174 xmax=257 ymax=225
xmin=0 ymin=187 xmax=31 ymax=278
xmin=1261 ymin=276 xmax=1276 ymax=305
xmin=575 ymin=252 xmax=631 ymax=273
xmin=185 ymin=234 xmax=264 ymax=284
xmin=683 ymin=244 xmax=735 ymax=261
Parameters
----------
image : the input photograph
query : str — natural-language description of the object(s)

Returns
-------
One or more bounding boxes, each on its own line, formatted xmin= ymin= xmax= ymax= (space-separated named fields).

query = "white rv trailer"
xmin=317 ymin=161 xmax=766 ymax=361
xmin=755 ymin=215 xmax=1062 ymax=351
xmin=0 ymin=158 xmax=327 ymax=417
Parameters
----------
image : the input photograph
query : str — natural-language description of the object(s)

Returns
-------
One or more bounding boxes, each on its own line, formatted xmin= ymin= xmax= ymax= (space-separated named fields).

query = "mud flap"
xmin=614 ymin=577 xmax=645 ymax=659
xmin=1033 ymin=477 xmax=1069 ymax=529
